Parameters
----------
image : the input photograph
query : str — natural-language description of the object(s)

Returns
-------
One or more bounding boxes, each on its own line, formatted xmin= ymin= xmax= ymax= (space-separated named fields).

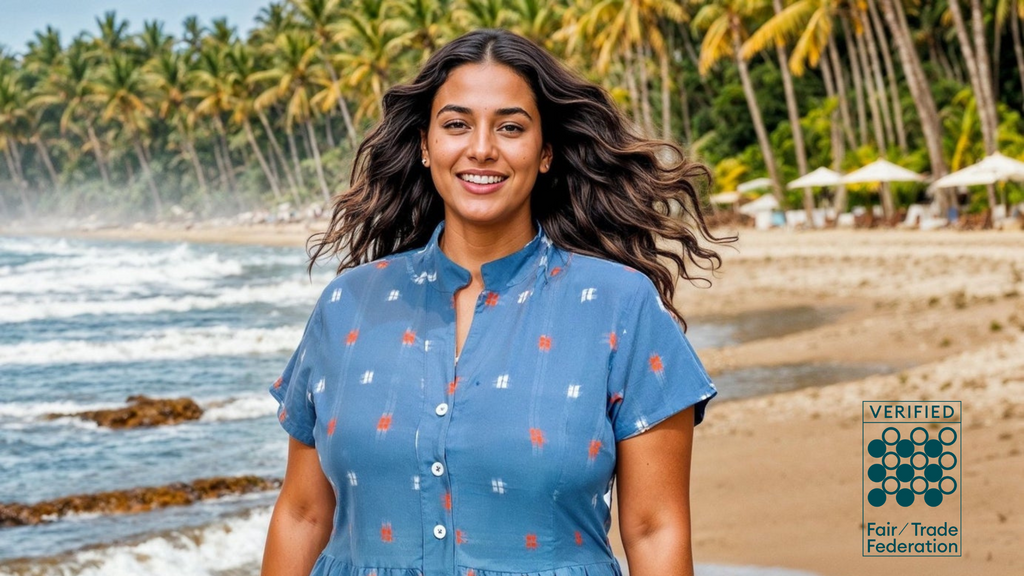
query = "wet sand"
xmin=10 ymin=222 xmax=1024 ymax=575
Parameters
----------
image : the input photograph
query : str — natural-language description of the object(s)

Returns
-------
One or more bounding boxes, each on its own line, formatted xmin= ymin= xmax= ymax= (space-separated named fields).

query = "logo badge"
xmin=862 ymin=401 xmax=961 ymax=556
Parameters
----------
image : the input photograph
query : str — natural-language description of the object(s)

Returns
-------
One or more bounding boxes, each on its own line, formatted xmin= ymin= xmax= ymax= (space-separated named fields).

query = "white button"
xmin=431 ymin=462 xmax=445 ymax=476
xmin=435 ymin=403 xmax=449 ymax=416
xmin=433 ymin=524 xmax=447 ymax=539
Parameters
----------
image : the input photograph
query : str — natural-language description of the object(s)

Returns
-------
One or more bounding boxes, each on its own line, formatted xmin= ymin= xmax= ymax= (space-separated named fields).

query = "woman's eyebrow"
xmin=436 ymin=104 xmax=533 ymax=120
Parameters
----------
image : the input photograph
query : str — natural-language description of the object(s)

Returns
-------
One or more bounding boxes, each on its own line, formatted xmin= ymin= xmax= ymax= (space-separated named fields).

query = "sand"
xmin=9 ymin=221 xmax=1023 ymax=575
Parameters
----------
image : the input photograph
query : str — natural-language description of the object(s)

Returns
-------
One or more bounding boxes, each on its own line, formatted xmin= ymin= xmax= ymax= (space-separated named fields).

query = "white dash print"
xmin=580 ymin=288 xmax=596 ymax=302
xmin=635 ymin=416 xmax=650 ymax=434
xmin=566 ymin=384 xmax=580 ymax=399
xmin=517 ymin=290 xmax=531 ymax=304
xmin=494 ymin=374 xmax=509 ymax=389
xmin=412 ymin=475 xmax=421 ymax=490
xmin=424 ymin=340 xmax=432 ymax=352
xmin=330 ymin=288 xmax=342 ymax=302
xmin=347 ymin=471 xmax=358 ymax=486
xmin=361 ymin=371 xmax=374 ymax=384
xmin=387 ymin=290 xmax=400 ymax=301
xmin=315 ymin=378 xmax=326 ymax=393
xmin=491 ymin=478 xmax=506 ymax=494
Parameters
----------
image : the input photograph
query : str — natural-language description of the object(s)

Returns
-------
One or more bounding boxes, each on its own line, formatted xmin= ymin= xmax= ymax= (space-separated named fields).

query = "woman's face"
xmin=421 ymin=61 xmax=552 ymax=231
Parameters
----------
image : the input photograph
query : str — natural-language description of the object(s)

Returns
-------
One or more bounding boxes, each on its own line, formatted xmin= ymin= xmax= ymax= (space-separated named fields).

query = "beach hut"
xmin=843 ymin=160 xmax=926 ymax=220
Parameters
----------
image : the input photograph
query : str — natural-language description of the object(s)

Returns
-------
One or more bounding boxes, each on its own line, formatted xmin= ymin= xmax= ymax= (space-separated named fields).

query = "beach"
xmin=3 ymin=222 xmax=1022 ymax=575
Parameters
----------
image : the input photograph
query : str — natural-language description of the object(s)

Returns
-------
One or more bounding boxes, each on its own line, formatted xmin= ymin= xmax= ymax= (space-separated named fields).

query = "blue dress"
xmin=270 ymin=220 xmax=717 ymax=576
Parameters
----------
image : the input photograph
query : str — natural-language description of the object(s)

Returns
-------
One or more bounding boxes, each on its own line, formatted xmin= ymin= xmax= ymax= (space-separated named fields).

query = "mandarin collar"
xmin=412 ymin=220 xmax=553 ymax=294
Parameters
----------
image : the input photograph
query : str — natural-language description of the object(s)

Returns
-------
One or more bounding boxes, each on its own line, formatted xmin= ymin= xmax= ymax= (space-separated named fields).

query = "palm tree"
xmin=392 ymin=0 xmax=453 ymax=63
xmin=91 ymin=54 xmax=164 ymax=212
xmin=292 ymin=0 xmax=359 ymax=147
xmin=327 ymin=0 xmax=408 ymax=124
xmin=147 ymin=51 xmax=210 ymax=205
xmin=695 ymin=0 xmax=784 ymax=199
xmin=0 ymin=70 xmax=33 ymax=212
xmin=739 ymin=0 xmax=809 ymax=176
xmin=225 ymin=42 xmax=288 ymax=202
xmin=253 ymin=31 xmax=332 ymax=201
xmin=190 ymin=45 xmax=240 ymax=195
xmin=29 ymin=40 xmax=112 ymax=190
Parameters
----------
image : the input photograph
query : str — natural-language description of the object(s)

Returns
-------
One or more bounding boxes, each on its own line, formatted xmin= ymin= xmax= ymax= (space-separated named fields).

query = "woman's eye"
xmin=443 ymin=120 xmax=468 ymax=129
xmin=499 ymin=124 xmax=523 ymax=133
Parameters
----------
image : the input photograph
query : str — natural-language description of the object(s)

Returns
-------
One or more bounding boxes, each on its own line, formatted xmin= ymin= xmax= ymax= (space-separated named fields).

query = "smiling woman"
xmin=264 ymin=29 xmax=734 ymax=576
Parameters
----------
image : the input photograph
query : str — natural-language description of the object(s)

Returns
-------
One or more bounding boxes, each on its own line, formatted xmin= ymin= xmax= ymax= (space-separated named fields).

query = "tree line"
xmin=0 ymin=0 xmax=1022 ymax=221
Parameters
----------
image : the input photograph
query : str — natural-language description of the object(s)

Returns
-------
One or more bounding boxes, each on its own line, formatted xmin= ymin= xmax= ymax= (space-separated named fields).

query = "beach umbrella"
xmin=842 ymin=159 xmax=925 ymax=184
xmin=737 ymin=177 xmax=773 ymax=193
xmin=930 ymin=152 xmax=1024 ymax=188
xmin=787 ymin=167 xmax=844 ymax=189
xmin=738 ymin=193 xmax=779 ymax=215
xmin=709 ymin=191 xmax=741 ymax=204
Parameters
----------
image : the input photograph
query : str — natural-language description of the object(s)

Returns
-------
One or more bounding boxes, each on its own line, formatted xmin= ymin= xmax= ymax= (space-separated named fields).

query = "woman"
xmin=263 ymin=29 xmax=732 ymax=576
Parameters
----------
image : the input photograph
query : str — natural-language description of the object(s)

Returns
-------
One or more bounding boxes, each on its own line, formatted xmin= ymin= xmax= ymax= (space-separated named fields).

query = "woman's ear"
xmin=419 ymin=130 xmax=429 ymax=167
xmin=539 ymin=143 xmax=553 ymax=173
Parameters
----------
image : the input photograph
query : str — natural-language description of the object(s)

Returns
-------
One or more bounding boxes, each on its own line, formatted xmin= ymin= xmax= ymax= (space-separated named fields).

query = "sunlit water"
xmin=0 ymin=236 xmax=838 ymax=575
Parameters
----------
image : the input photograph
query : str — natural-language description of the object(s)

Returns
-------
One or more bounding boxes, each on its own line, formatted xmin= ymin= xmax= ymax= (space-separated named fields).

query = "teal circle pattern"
xmin=868 ymin=488 xmax=887 ymax=507
xmin=868 ymin=439 xmax=887 ymax=458
xmin=924 ymin=439 xmax=943 ymax=457
xmin=896 ymin=489 xmax=915 ymax=507
xmin=925 ymin=489 xmax=943 ymax=507
xmin=868 ymin=464 xmax=887 ymax=482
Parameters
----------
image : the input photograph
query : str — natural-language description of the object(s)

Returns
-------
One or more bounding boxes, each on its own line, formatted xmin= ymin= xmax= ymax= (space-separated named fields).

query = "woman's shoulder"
xmin=557 ymin=249 xmax=658 ymax=303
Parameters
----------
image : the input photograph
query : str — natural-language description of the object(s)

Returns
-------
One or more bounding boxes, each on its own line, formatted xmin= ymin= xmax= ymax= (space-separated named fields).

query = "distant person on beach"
xmin=263 ymin=29 xmax=731 ymax=576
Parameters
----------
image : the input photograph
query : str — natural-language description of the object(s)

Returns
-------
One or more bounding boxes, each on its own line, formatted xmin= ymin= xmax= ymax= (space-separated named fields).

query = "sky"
xmin=0 ymin=0 xmax=268 ymax=54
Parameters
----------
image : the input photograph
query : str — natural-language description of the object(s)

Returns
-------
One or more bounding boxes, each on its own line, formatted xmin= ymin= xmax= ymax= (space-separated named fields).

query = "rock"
xmin=0 ymin=475 xmax=282 ymax=527
xmin=53 ymin=395 xmax=204 ymax=428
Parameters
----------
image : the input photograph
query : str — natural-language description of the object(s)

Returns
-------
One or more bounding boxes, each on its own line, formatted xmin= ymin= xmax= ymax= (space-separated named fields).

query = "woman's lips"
xmin=457 ymin=176 xmax=508 ymax=195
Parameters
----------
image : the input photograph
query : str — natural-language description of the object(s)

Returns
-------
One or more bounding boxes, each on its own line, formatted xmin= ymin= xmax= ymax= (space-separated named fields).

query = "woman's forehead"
xmin=432 ymin=62 xmax=539 ymax=117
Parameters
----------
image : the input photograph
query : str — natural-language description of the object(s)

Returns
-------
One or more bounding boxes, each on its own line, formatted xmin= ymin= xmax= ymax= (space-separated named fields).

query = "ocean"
xmin=0 ymin=235 xmax=835 ymax=576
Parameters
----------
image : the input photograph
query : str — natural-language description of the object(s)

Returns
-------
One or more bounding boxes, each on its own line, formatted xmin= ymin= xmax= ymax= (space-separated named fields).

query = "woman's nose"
xmin=467 ymin=127 xmax=497 ymax=162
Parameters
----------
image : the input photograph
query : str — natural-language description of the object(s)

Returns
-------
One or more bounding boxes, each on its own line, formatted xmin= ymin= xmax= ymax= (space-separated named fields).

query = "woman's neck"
xmin=439 ymin=216 xmax=537 ymax=286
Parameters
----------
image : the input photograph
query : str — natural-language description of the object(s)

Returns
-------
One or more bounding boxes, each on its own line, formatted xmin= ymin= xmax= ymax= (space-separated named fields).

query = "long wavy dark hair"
xmin=308 ymin=28 xmax=735 ymax=327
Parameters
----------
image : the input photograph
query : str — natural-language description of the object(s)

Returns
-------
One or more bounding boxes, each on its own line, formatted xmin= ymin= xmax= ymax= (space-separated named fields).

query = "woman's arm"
xmin=616 ymin=406 xmax=697 ymax=576
xmin=262 ymin=437 xmax=336 ymax=576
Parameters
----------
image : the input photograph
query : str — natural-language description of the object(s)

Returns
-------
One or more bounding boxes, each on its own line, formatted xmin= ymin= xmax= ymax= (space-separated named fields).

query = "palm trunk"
xmin=623 ymin=47 xmax=642 ymax=129
xmin=659 ymin=47 xmax=672 ymax=141
xmin=86 ymin=124 xmax=112 ymax=190
xmin=9 ymin=139 xmax=26 ymax=183
xmin=773 ymin=0 xmax=807 ymax=175
xmin=970 ymin=0 xmax=999 ymax=144
xmin=324 ymin=114 xmax=336 ymax=148
xmin=856 ymin=9 xmax=896 ymax=150
xmin=731 ymin=17 xmax=783 ymax=200
xmin=866 ymin=0 xmax=907 ymax=151
xmin=319 ymin=48 xmax=358 ymax=149
xmin=844 ymin=18 xmax=871 ymax=147
xmin=132 ymin=135 xmax=163 ymax=214
xmin=4 ymin=145 xmax=32 ymax=214
xmin=182 ymin=135 xmax=210 ymax=207
xmin=244 ymin=119 xmax=283 ymax=201
xmin=213 ymin=117 xmax=238 ymax=193
xmin=638 ymin=43 xmax=654 ymax=138
xmin=671 ymin=32 xmax=694 ymax=145
xmin=257 ymin=110 xmax=300 ymax=198
xmin=948 ymin=0 xmax=996 ymax=154
xmin=287 ymin=128 xmax=305 ymax=192
xmin=1012 ymin=2 xmax=1024 ymax=106
xmin=305 ymin=119 xmax=331 ymax=201
xmin=33 ymin=137 xmax=60 ymax=189
xmin=827 ymin=36 xmax=856 ymax=149
xmin=877 ymin=0 xmax=949 ymax=210
xmin=819 ymin=55 xmax=847 ymax=213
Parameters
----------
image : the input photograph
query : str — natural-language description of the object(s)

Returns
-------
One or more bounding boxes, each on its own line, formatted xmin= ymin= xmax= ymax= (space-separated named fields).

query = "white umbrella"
xmin=930 ymin=152 xmax=1024 ymax=188
xmin=843 ymin=159 xmax=925 ymax=184
xmin=738 ymin=193 xmax=779 ymax=215
xmin=787 ymin=167 xmax=844 ymax=189
xmin=709 ymin=191 xmax=741 ymax=204
xmin=737 ymin=177 xmax=773 ymax=193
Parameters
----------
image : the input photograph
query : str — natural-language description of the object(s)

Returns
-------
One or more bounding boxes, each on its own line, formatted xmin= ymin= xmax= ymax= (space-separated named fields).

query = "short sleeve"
xmin=269 ymin=302 xmax=324 ymax=447
xmin=608 ymin=276 xmax=717 ymax=441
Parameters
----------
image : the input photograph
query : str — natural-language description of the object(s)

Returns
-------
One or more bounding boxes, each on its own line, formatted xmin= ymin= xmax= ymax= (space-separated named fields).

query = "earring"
xmin=422 ymin=158 xmax=428 ymax=166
